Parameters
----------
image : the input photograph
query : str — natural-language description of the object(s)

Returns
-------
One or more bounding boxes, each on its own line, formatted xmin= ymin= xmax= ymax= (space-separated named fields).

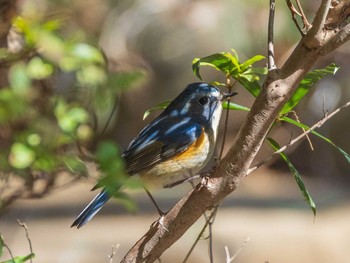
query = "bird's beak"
xmin=221 ymin=91 xmax=238 ymax=101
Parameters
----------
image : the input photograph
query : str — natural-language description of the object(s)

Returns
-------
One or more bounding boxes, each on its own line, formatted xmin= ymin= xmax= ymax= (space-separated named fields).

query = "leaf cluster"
xmin=0 ymin=14 xmax=145 ymax=210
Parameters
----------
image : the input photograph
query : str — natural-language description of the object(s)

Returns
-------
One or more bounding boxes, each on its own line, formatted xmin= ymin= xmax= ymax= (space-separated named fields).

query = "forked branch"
xmin=121 ymin=2 xmax=350 ymax=262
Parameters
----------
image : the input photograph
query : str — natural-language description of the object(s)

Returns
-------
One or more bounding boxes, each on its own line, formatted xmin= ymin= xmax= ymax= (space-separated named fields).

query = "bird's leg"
xmin=144 ymin=187 xmax=164 ymax=215
xmin=144 ymin=187 xmax=168 ymax=231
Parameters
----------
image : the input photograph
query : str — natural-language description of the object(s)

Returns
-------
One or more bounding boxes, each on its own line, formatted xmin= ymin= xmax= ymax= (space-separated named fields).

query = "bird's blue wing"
xmin=71 ymin=118 xmax=202 ymax=228
xmin=123 ymin=117 xmax=203 ymax=175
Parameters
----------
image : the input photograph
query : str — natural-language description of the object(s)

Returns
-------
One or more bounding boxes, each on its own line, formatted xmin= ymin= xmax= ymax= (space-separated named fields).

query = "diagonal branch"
xmin=321 ymin=22 xmax=350 ymax=55
xmin=121 ymin=2 xmax=350 ymax=262
xmin=286 ymin=0 xmax=312 ymax=36
xmin=309 ymin=0 xmax=332 ymax=37
xmin=248 ymin=100 xmax=350 ymax=174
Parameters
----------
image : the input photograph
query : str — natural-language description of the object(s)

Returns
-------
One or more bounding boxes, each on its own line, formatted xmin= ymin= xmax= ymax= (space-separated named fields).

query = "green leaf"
xmin=192 ymin=52 xmax=238 ymax=79
xmin=62 ymin=156 xmax=86 ymax=174
xmin=143 ymin=100 xmax=171 ymax=120
xmin=240 ymin=55 xmax=265 ymax=72
xmin=54 ymin=99 xmax=89 ymax=133
xmin=222 ymin=101 xmax=250 ymax=112
xmin=242 ymin=67 xmax=268 ymax=76
xmin=9 ymin=63 xmax=31 ymax=96
xmin=77 ymin=65 xmax=107 ymax=86
xmin=70 ymin=43 xmax=105 ymax=65
xmin=267 ymin=138 xmax=316 ymax=217
xmin=0 ymin=253 xmax=35 ymax=263
xmin=42 ymin=19 xmax=61 ymax=31
xmin=9 ymin=143 xmax=36 ymax=169
xmin=281 ymin=64 xmax=339 ymax=114
xmin=280 ymin=116 xmax=350 ymax=163
xmin=36 ymin=31 xmax=65 ymax=63
xmin=95 ymin=141 xmax=128 ymax=193
xmin=26 ymin=57 xmax=54 ymax=79
xmin=27 ymin=133 xmax=41 ymax=146
xmin=237 ymin=77 xmax=261 ymax=97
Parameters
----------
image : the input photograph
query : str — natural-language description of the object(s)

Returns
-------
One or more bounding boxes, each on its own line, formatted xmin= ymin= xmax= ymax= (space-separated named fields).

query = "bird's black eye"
xmin=198 ymin=96 xmax=209 ymax=105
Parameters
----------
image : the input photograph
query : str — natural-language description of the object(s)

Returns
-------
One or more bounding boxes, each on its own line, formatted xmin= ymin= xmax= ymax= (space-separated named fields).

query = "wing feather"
xmin=122 ymin=119 xmax=202 ymax=175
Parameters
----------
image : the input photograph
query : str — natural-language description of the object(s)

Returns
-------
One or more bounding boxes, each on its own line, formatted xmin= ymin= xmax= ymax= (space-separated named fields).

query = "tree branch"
xmin=121 ymin=2 xmax=350 ymax=262
xmin=308 ymin=0 xmax=332 ymax=37
xmin=268 ymin=0 xmax=277 ymax=70
xmin=248 ymin=100 xmax=350 ymax=174
xmin=321 ymin=22 xmax=350 ymax=55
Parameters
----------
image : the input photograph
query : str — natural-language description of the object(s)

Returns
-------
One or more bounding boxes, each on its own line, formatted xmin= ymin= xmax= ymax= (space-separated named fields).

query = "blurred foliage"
xmin=0 ymin=9 xmax=146 ymax=211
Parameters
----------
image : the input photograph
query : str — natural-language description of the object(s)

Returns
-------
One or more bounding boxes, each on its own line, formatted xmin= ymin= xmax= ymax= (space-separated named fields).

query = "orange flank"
xmin=140 ymin=127 xmax=210 ymax=188
xmin=173 ymin=128 xmax=206 ymax=161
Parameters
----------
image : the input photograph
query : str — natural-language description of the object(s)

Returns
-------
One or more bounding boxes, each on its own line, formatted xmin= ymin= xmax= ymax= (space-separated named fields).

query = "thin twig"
xmin=286 ymin=0 xmax=305 ymax=36
xmin=100 ymin=94 xmax=120 ymax=136
xmin=17 ymin=220 xmax=34 ymax=263
xmin=1 ymin=235 xmax=15 ymax=262
xmin=248 ymin=100 xmax=350 ymax=174
xmin=108 ymin=244 xmax=120 ymax=263
xmin=295 ymin=0 xmax=312 ymax=30
xmin=219 ymin=78 xmax=237 ymax=159
xmin=291 ymin=111 xmax=314 ymax=151
xmin=268 ymin=0 xmax=277 ymax=70
xmin=207 ymin=207 xmax=219 ymax=263
xmin=182 ymin=207 xmax=217 ymax=263
xmin=229 ymin=237 xmax=251 ymax=262
xmin=225 ymin=237 xmax=251 ymax=263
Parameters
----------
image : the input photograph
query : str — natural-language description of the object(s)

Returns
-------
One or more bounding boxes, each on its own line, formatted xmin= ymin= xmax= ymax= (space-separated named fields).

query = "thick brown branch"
xmin=321 ymin=23 xmax=350 ymax=55
xmin=309 ymin=0 xmax=332 ymax=38
xmin=121 ymin=2 xmax=349 ymax=262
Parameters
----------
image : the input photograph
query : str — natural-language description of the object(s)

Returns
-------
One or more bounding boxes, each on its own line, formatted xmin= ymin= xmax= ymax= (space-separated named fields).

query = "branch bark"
xmin=121 ymin=2 xmax=350 ymax=262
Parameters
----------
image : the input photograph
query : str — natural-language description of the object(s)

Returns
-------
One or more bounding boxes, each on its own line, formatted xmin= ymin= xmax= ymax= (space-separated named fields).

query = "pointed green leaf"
xmin=237 ymin=77 xmax=261 ymax=97
xmin=242 ymin=67 xmax=268 ymax=76
xmin=280 ymin=116 xmax=350 ymax=163
xmin=222 ymin=52 xmax=240 ymax=71
xmin=267 ymin=137 xmax=316 ymax=217
xmin=143 ymin=100 xmax=171 ymax=120
xmin=230 ymin=49 xmax=239 ymax=61
xmin=222 ymin=101 xmax=250 ymax=112
xmin=95 ymin=141 xmax=128 ymax=194
xmin=281 ymin=64 xmax=339 ymax=114
xmin=0 ymin=253 xmax=35 ymax=263
xmin=192 ymin=52 xmax=238 ymax=79
xmin=240 ymin=55 xmax=265 ymax=71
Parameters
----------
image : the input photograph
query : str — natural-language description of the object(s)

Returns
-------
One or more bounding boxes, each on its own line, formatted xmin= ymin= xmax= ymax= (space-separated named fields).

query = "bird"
xmin=71 ymin=82 xmax=237 ymax=228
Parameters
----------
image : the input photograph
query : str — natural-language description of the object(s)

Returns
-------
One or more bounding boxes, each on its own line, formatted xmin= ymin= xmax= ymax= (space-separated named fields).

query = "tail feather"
xmin=71 ymin=190 xmax=110 ymax=228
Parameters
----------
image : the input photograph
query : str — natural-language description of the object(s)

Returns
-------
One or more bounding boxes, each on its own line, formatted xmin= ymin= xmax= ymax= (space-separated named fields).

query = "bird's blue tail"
xmin=71 ymin=190 xmax=110 ymax=228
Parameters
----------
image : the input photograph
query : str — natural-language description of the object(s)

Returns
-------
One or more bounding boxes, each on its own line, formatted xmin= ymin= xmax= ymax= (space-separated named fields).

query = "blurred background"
xmin=0 ymin=0 xmax=349 ymax=262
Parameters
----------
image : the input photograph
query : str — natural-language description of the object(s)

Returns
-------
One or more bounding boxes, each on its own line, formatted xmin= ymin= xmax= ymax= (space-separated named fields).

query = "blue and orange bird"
xmin=71 ymin=82 xmax=236 ymax=228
